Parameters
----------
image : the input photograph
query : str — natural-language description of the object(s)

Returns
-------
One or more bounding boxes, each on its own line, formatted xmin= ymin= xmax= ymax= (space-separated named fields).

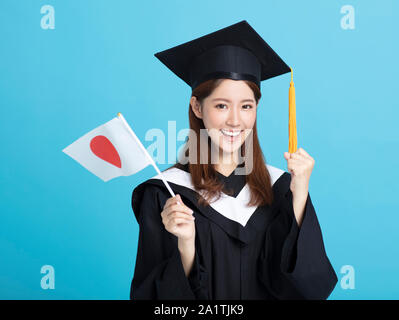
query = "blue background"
xmin=0 ymin=0 xmax=397 ymax=299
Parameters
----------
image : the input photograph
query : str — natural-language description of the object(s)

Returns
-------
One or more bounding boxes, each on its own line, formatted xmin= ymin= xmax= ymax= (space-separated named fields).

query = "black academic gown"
xmin=130 ymin=163 xmax=337 ymax=300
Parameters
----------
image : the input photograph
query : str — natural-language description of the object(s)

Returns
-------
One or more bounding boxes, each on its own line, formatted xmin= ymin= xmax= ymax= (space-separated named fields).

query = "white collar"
xmin=150 ymin=164 xmax=285 ymax=227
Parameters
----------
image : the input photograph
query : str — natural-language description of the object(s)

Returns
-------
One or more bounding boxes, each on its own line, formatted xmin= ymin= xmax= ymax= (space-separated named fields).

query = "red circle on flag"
xmin=90 ymin=135 xmax=122 ymax=168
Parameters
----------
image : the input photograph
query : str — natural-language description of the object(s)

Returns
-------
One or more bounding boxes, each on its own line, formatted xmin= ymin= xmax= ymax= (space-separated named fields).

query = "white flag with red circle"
xmin=62 ymin=116 xmax=152 ymax=182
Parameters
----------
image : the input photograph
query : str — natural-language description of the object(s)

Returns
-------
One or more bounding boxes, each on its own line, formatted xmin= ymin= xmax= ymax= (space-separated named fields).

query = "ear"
xmin=190 ymin=96 xmax=202 ymax=119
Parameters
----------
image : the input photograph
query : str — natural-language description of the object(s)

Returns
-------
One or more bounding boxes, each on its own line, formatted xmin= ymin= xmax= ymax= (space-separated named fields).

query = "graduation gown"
xmin=130 ymin=163 xmax=337 ymax=300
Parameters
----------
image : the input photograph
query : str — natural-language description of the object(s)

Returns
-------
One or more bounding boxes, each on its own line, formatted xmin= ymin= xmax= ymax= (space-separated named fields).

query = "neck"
xmin=214 ymin=163 xmax=238 ymax=177
xmin=214 ymin=149 xmax=239 ymax=176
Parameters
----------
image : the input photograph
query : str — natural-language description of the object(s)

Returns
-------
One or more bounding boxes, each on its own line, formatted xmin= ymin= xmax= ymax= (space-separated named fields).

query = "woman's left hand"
xmin=283 ymin=148 xmax=315 ymax=199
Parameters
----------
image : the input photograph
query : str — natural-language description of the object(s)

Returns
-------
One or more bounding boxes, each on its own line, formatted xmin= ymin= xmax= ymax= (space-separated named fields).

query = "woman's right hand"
xmin=161 ymin=194 xmax=195 ymax=241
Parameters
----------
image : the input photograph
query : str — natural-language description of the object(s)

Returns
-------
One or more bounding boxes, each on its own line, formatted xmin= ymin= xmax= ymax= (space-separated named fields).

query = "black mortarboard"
xmin=154 ymin=20 xmax=290 ymax=90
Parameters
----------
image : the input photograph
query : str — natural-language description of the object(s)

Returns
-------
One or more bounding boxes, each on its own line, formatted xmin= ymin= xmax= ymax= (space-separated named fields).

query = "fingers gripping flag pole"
xmin=116 ymin=113 xmax=176 ymax=197
xmin=62 ymin=112 xmax=176 ymax=198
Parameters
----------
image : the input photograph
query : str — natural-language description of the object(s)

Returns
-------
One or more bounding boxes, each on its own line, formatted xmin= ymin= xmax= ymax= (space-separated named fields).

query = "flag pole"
xmin=117 ymin=112 xmax=176 ymax=198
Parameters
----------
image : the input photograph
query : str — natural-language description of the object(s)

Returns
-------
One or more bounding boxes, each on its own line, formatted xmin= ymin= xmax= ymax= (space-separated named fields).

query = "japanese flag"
xmin=62 ymin=114 xmax=153 ymax=182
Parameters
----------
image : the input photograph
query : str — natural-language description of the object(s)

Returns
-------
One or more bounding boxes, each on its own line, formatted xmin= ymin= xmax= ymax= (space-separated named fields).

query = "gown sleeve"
xmin=130 ymin=183 xmax=208 ymax=300
xmin=258 ymin=175 xmax=338 ymax=300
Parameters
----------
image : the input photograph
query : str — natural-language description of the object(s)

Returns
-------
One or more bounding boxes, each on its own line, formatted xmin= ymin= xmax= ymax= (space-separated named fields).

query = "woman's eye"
xmin=215 ymin=104 xmax=253 ymax=109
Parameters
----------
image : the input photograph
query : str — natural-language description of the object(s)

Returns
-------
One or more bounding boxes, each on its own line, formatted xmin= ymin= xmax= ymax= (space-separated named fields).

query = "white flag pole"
xmin=117 ymin=112 xmax=176 ymax=198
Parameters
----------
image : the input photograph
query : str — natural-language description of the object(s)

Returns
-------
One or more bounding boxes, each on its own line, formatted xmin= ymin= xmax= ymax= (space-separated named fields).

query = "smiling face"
xmin=190 ymin=79 xmax=258 ymax=163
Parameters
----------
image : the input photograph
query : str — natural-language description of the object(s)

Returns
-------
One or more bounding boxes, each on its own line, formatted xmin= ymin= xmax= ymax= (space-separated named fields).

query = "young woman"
xmin=130 ymin=21 xmax=337 ymax=300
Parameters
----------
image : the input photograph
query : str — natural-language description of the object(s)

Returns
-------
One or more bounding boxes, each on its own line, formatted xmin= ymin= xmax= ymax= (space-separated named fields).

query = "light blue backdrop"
xmin=0 ymin=0 xmax=397 ymax=299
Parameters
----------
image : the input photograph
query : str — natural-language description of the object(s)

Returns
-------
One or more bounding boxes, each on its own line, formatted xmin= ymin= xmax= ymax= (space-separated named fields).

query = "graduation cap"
xmin=154 ymin=20 xmax=291 ymax=90
xmin=154 ymin=20 xmax=298 ymax=153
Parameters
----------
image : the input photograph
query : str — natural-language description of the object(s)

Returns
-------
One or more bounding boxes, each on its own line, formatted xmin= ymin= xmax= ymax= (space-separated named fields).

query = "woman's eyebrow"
xmin=212 ymin=98 xmax=255 ymax=103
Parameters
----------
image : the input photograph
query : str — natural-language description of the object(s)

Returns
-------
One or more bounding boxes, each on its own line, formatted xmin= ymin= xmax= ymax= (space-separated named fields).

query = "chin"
xmin=219 ymin=142 xmax=243 ymax=154
xmin=208 ymin=135 xmax=244 ymax=155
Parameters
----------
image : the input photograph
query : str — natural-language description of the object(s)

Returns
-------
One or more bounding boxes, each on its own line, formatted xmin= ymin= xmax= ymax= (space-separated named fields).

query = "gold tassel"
xmin=289 ymin=67 xmax=298 ymax=153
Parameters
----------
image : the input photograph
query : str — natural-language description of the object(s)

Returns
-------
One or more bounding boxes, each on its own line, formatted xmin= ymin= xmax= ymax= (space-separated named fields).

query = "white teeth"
xmin=221 ymin=129 xmax=241 ymax=137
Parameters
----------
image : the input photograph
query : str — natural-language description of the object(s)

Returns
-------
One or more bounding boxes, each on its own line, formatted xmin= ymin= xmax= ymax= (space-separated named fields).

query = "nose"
xmin=226 ymin=106 xmax=241 ymax=127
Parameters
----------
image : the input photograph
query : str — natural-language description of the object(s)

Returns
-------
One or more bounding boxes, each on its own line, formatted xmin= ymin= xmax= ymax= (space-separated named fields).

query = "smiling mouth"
xmin=220 ymin=129 xmax=243 ymax=142
xmin=220 ymin=129 xmax=243 ymax=136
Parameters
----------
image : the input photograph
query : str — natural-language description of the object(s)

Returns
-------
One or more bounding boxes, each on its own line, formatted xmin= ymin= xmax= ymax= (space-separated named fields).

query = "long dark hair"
xmin=167 ymin=78 xmax=274 ymax=207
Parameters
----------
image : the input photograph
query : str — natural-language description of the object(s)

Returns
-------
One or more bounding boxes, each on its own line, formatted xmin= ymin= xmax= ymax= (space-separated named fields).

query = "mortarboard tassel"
xmin=289 ymin=67 xmax=298 ymax=153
